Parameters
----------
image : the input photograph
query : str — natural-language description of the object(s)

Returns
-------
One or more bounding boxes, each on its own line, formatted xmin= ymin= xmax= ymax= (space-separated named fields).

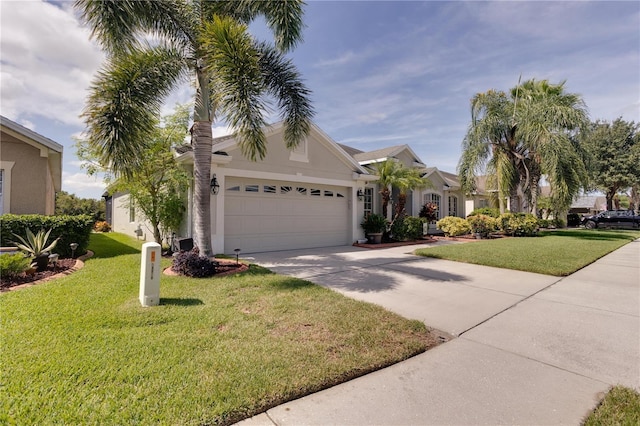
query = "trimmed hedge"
xmin=391 ymin=216 xmax=425 ymax=241
xmin=0 ymin=214 xmax=94 ymax=258
xmin=436 ymin=216 xmax=471 ymax=237
xmin=498 ymin=213 xmax=539 ymax=236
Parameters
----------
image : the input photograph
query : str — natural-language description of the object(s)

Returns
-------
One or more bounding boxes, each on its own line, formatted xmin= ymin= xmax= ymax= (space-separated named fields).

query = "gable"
xmin=209 ymin=122 xmax=370 ymax=181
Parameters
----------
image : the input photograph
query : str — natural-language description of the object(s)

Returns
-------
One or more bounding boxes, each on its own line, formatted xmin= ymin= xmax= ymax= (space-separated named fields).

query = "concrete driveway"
xmin=240 ymin=239 xmax=640 ymax=425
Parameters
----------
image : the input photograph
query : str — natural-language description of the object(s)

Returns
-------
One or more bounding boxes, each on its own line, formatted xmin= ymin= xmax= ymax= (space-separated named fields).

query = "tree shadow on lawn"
xmin=541 ymin=229 xmax=640 ymax=242
xmin=88 ymin=233 xmax=141 ymax=259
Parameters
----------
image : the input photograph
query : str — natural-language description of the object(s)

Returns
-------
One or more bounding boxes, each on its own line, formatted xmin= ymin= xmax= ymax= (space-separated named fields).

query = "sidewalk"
xmin=239 ymin=239 xmax=639 ymax=425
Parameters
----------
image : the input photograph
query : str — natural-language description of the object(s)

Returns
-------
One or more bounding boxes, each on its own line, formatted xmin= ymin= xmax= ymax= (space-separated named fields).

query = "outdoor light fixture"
xmin=70 ymin=243 xmax=79 ymax=259
xmin=210 ymin=174 xmax=220 ymax=195
xmin=357 ymin=189 xmax=364 ymax=201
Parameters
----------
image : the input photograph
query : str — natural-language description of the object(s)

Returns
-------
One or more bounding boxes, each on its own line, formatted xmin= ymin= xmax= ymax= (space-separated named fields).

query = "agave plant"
xmin=12 ymin=228 xmax=59 ymax=258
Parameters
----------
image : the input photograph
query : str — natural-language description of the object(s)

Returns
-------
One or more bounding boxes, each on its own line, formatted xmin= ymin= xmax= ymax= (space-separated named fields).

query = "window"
xmin=324 ymin=190 xmax=333 ymax=197
xmin=263 ymin=185 xmax=276 ymax=194
xmin=478 ymin=199 xmax=489 ymax=208
xmin=245 ymin=184 xmax=259 ymax=192
xmin=363 ymin=187 xmax=374 ymax=217
xmin=310 ymin=188 xmax=321 ymax=196
xmin=226 ymin=185 xmax=240 ymax=192
xmin=296 ymin=187 xmax=307 ymax=195
xmin=129 ymin=204 xmax=135 ymax=223
xmin=281 ymin=186 xmax=292 ymax=194
xmin=448 ymin=196 xmax=458 ymax=217
xmin=423 ymin=193 xmax=441 ymax=219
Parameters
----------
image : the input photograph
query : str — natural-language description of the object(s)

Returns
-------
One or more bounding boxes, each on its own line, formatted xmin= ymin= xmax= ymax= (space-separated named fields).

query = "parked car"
xmin=581 ymin=210 xmax=640 ymax=229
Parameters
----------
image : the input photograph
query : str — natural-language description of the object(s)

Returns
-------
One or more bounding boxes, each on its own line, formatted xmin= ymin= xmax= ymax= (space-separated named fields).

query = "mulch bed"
xmin=1 ymin=257 xmax=84 ymax=291
xmin=163 ymin=258 xmax=249 ymax=277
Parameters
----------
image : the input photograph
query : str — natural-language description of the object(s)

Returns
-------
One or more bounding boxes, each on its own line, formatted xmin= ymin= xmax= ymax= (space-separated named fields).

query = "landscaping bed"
xmin=1 ymin=258 xmax=79 ymax=291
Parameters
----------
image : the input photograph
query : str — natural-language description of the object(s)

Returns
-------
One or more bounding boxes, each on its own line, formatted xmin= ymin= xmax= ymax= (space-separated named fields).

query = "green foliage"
xmin=0 ymin=214 xmax=94 ymax=258
xmin=437 ymin=216 xmax=471 ymax=237
xmin=361 ymin=213 xmax=388 ymax=234
xmin=498 ymin=213 xmax=539 ymax=236
xmin=55 ymin=191 xmax=105 ymax=222
xmin=391 ymin=216 xmax=425 ymax=241
xmin=467 ymin=214 xmax=497 ymax=236
xmin=374 ymin=159 xmax=432 ymax=217
xmin=469 ymin=207 xmax=500 ymax=218
xmin=582 ymin=118 xmax=640 ymax=209
xmin=552 ymin=218 xmax=566 ymax=228
xmin=538 ymin=219 xmax=551 ymax=228
xmin=12 ymin=228 xmax=59 ymax=258
xmin=0 ymin=253 xmax=32 ymax=278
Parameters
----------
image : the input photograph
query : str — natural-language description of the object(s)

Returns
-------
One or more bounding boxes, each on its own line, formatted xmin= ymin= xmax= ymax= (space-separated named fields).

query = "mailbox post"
xmin=139 ymin=242 xmax=161 ymax=307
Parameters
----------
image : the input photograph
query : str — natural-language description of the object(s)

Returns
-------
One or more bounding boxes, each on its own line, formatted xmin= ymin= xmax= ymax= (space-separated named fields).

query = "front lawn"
xmin=415 ymin=229 xmax=639 ymax=276
xmin=1 ymin=233 xmax=437 ymax=425
xmin=584 ymin=386 xmax=640 ymax=425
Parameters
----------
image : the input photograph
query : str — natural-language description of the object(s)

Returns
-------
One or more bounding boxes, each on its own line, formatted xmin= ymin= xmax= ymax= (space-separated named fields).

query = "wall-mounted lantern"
xmin=210 ymin=174 xmax=220 ymax=195
xmin=357 ymin=188 xmax=365 ymax=201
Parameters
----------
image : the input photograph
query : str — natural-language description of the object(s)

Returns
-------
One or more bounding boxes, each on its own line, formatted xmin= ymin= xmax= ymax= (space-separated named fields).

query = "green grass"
xmin=415 ymin=229 xmax=640 ymax=276
xmin=1 ymin=233 xmax=435 ymax=425
xmin=584 ymin=386 xmax=640 ymax=425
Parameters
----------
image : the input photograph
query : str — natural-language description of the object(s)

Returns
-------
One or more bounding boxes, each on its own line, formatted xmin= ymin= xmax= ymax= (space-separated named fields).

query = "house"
xmin=0 ymin=115 xmax=63 ymax=215
xmin=111 ymin=121 xmax=490 ymax=253
xmin=569 ymin=195 xmax=606 ymax=215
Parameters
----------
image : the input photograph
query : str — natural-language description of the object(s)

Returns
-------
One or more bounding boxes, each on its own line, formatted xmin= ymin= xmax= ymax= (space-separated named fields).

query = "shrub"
xmin=498 ymin=213 xmax=539 ymax=236
xmin=437 ymin=216 xmax=471 ymax=237
xmin=0 ymin=253 xmax=32 ymax=279
xmin=171 ymin=248 xmax=217 ymax=278
xmin=552 ymin=218 xmax=566 ymax=229
xmin=391 ymin=216 xmax=424 ymax=241
xmin=93 ymin=221 xmax=112 ymax=232
xmin=0 ymin=215 xmax=93 ymax=258
xmin=469 ymin=207 xmax=501 ymax=218
xmin=419 ymin=203 xmax=438 ymax=222
xmin=467 ymin=214 xmax=497 ymax=236
xmin=360 ymin=213 xmax=388 ymax=234
xmin=538 ymin=219 xmax=551 ymax=229
xmin=567 ymin=213 xmax=580 ymax=227
xmin=12 ymin=228 xmax=59 ymax=257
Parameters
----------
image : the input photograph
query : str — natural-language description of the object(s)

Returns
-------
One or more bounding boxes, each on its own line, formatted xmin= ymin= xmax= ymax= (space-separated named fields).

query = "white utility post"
xmin=139 ymin=242 xmax=161 ymax=307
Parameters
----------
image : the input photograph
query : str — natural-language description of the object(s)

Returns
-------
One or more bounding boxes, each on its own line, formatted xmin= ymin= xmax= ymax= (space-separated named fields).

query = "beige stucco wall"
xmin=221 ymin=128 xmax=357 ymax=181
xmin=111 ymin=193 xmax=151 ymax=241
xmin=0 ymin=131 xmax=53 ymax=215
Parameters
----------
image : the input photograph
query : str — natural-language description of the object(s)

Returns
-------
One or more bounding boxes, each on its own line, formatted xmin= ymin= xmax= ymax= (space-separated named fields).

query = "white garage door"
xmin=224 ymin=177 xmax=351 ymax=253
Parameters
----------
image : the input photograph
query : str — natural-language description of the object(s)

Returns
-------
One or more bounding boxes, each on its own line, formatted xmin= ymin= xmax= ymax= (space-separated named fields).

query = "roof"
xmin=571 ymin=196 xmax=607 ymax=210
xmin=352 ymin=145 xmax=406 ymax=163
xmin=0 ymin=115 xmax=63 ymax=153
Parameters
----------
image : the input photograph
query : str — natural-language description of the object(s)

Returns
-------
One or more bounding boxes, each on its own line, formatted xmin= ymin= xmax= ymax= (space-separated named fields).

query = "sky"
xmin=1 ymin=0 xmax=639 ymax=200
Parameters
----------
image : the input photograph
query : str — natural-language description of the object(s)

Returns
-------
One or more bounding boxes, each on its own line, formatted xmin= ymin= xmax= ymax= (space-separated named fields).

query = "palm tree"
xmin=459 ymin=79 xmax=588 ymax=214
xmin=373 ymin=159 xmax=430 ymax=219
xmin=75 ymin=0 xmax=313 ymax=256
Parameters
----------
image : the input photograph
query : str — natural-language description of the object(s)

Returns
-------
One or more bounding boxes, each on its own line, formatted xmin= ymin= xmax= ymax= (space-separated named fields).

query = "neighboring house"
xmin=111 ymin=121 xmax=490 ymax=253
xmin=570 ymin=196 xmax=606 ymax=215
xmin=0 ymin=115 xmax=63 ymax=215
xmin=104 ymin=190 xmax=153 ymax=240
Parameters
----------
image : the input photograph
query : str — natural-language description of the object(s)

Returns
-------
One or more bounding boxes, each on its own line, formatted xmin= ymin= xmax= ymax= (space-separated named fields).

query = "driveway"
xmin=239 ymin=240 xmax=640 ymax=425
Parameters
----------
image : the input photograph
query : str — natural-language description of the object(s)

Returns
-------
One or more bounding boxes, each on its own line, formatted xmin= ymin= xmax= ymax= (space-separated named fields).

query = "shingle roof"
xmin=352 ymin=145 xmax=405 ymax=163
xmin=571 ymin=196 xmax=606 ymax=210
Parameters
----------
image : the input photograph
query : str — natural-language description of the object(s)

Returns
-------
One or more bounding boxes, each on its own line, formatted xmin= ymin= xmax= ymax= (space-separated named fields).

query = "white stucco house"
xmin=108 ymin=121 xmax=491 ymax=254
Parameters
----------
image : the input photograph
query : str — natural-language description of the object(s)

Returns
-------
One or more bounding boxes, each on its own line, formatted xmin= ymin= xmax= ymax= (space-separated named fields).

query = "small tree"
xmin=77 ymin=105 xmax=190 ymax=245
xmin=55 ymin=191 xmax=105 ymax=222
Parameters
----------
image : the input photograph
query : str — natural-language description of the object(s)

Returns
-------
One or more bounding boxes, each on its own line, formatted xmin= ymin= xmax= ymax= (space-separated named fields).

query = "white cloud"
xmin=62 ymin=171 xmax=105 ymax=199
xmin=0 ymin=1 xmax=103 ymax=126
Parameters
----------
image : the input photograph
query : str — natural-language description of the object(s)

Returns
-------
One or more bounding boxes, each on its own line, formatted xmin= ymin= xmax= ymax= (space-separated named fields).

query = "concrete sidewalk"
xmin=239 ymin=239 xmax=640 ymax=425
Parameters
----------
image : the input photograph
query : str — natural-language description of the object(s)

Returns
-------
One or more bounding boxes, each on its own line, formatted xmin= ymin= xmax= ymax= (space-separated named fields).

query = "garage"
xmin=224 ymin=177 xmax=351 ymax=253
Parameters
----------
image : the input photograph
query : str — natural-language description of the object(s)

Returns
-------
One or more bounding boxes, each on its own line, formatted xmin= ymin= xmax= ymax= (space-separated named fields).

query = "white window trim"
xmin=0 ymin=161 xmax=15 ymax=214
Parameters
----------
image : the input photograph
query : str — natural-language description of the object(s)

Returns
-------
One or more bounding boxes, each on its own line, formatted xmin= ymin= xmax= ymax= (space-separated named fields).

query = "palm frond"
xmin=257 ymin=42 xmax=314 ymax=150
xmin=75 ymin=0 xmax=195 ymax=55
xmin=201 ymin=15 xmax=267 ymax=161
xmin=82 ymin=44 xmax=187 ymax=177
xmin=250 ymin=0 xmax=306 ymax=52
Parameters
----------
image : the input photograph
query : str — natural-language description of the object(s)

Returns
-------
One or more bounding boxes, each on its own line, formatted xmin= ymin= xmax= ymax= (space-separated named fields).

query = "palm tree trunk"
xmin=192 ymin=120 xmax=213 ymax=257
xmin=380 ymin=187 xmax=390 ymax=218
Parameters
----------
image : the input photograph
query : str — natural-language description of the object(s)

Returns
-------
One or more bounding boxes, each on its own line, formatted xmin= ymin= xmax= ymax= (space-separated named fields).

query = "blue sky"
xmin=2 ymin=0 xmax=639 ymax=199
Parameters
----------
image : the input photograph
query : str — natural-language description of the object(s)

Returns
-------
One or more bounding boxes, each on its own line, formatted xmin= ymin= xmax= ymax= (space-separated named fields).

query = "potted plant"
xmin=12 ymin=228 xmax=60 ymax=272
xmin=360 ymin=214 xmax=388 ymax=244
